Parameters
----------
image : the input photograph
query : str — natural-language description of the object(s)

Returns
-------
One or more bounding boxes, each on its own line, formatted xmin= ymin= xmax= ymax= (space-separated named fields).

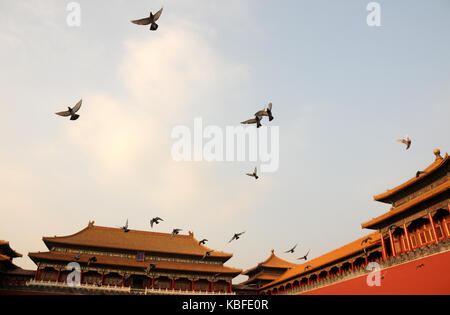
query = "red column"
xmin=403 ymin=223 xmax=412 ymax=252
xmin=171 ymin=278 xmax=174 ymax=290
xmin=388 ymin=229 xmax=396 ymax=257
xmin=34 ymin=267 xmax=40 ymax=281
xmin=151 ymin=277 xmax=155 ymax=289
xmin=56 ymin=268 xmax=61 ymax=283
xmin=210 ymin=281 xmax=214 ymax=293
xmin=191 ymin=280 xmax=194 ymax=292
xmin=444 ymin=218 xmax=449 ymax=238
xmin=364 ymin=256 xmax=368 ymax=265
xmin=428 ymin=213 xmax=439 ymax=244
xmin=350 ymin=262 xmax=354 ymax=271
xmin=122 ymin=275 xmax=125 ymax=287
xmin=338 ymin=266 xmax=342 ymax=275
xmin=100 ymin=272 xmax=104 ymax=286
xmin=229 ymin=281 xmax=232 ymax=294
xmin=380 ymin=234 xmax=387 ymax=261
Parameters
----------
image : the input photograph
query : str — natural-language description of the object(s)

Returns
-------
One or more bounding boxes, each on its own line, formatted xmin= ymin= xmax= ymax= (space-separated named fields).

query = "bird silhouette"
xmin=361 ymin=237 xmax=372 ymax=245
xmin=150 ymin=217 xmax=164 ymax=228
xmin=87 ymin=256 xmax=97 ymax=266
xmin=416 ymin=171 xmax=427 ymax=178
xmin=73 ymin=253 xmax=81 ymax=261
xmin=55 ymin=99 xmax=82 ymax=121
xmin=145 ymin=264 xmax=156 ymax=275
xmin=416 ymin=264 xmax=425 ymax=270
xmin=241 ymin=116 xmax=262 ymax=128
xmin=396 ymin=135 xmax=411 ymax=150
xmin=285 ymin=244 xmax=298 ymax=254
xmin=171 ymin=229 xmax=182 ymax=237
xmin=199 ymin=239 xmax=208 ymax=245
xmin=246 ymin=167 xmax=259 ymax=180
xmin=131 ymin=7 xmax=164 ymax=31
xmin=202 ymin=250 xmax=214 ymax=260
xmin=118 ymin=219 xmax=130 ymax=232
xmin=297 ymin=249 xmax=310 ymax=261
xmin=255 ymin=102 xmax=274 ymax=122
xmin=229 ymin=232 xmax=246 ymax=243
xmin=304 ymin=265 xmax=312 ymax=271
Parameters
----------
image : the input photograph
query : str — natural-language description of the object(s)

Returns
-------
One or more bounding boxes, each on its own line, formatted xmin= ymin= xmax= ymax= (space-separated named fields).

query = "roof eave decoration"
xmin=373 ymin=150 xmax=448 ymax=203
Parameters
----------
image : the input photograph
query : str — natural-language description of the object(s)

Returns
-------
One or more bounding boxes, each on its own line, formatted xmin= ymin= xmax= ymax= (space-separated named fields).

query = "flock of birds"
xmin=55 ymin=7 xmax=423 ymax=277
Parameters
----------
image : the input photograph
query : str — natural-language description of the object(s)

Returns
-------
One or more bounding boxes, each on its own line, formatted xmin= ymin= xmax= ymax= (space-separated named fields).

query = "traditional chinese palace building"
xmin=258 ymin=149 xmax=450 ymax=295
xmin=234 ymin=249 xmax=298 ymax=294
xmin=11 ymin=222 xmax=241 ymax=295
xmin=0 ymin=241 xmax=35 ymax=291
xmin=1 ymin=149 xmax=449 ymax=295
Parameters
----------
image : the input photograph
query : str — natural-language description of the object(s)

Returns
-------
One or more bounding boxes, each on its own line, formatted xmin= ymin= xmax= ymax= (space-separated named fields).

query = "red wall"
xmin=301 ymin=251 xmax=450 ymax=295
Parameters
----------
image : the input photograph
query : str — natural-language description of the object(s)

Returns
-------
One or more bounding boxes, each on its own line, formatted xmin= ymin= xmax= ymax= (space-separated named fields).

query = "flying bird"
xmin=145 ymin=264 xmax=156 ymax=275
xmin=229 ymin=232 xmax=246 ymax=243
xmin=202 ymin=250 xmax=214 ymax=260
xmin=171 ymin=229 xmax=182 ymax=237
xmin=199 ymin=239 xmax=208 ymax=245
xmin=396 ymin=135 xmax=411 ymax=150
xmin=241 ymin=116 xmax=262 ymax=128
xmin=361 ymin=237 xmax=372 ymax=245
xmin=131 ymin=7 xmax=164 ymax=31
xmin=150 ymin=217 xmax=164 ymax=228
xmin=55 ymin=99 xmax=82 ymax=121
xmin=87 ymin=256 xmax=97 ymax=266
xmin=73 ymin=253 xmax=81 ymax=261
xmin=416 ymin=264 xmax=425 ymax=270
xmin=304 ymin=265 xmax=312 ymax=271
xmin=246 ymin=167 xmax=259 ymax=180
xmin=416 ymin=171 xmax=427 ymax=178
xmin=255 ymin=102 xmax=274 ymax=122
xmin=297 ymin=249 xmax=310 ymax=261
xmin=118 ymin=219 xmax=130 ymax=233
xmin=285 ymin=243 xmax=298 ymax=254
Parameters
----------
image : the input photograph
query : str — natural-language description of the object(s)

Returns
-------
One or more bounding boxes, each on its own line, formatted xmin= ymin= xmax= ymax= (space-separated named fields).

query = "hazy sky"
xmin=0 ymin=0 xmax=449 ymax=283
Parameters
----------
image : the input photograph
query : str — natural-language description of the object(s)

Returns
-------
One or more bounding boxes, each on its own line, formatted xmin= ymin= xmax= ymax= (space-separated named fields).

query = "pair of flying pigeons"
xmin=241 ymin=102 xmax=274 ymax=129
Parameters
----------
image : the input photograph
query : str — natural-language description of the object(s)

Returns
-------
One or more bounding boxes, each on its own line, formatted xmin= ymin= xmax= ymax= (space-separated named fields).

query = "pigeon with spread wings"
xmin=202 ymin=250 xmax=214 ymax=260
xmin=246 ymin=167 xmax=259 ymax=180
xmin=396 ymin=135 xmax=411 ymax=150
xmin=55 ymin=99 xmax=82 ymax=121
xmin=297 ymin=249 xmax=310 ymax=261
xmin=229 ymin=232 xmax=245 ymax=243
xmin=131 ymin=8 xmax=163 ymax=31
xmin=117 ymin=219 xmax=130 ymax=233
xmin=255 ymin=102 xmax=274 ymax=122
xmin=285 ymin=243 xmax=298 ymax=254
xmin=241 ymin=116 xmax=262 ymax=128
xmin=150 ymin=217 xmax=164 ymax=228
xmin=171 ymin=229 xmax=182 ymax=238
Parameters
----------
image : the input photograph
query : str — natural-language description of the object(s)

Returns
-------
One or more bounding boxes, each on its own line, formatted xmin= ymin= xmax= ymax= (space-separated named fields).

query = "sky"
xmin=0 ymin=0 xmax=449 ymax=283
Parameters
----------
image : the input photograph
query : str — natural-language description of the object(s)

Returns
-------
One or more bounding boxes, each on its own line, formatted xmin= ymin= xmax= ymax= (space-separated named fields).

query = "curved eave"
xmin=42 ymin=225 xmax=233 ymax=261
xmin=373 ymin=154 xmax=448 ymax=204
xmin=243 ymin=253 xmax=298 ymax=275
xmin=363 ymin=181 xmax=450 ymax=230
xmin=260 ymin=232 xmax=380 ymax=291
xmin=28 ymin=251 xmax=242 ymax=275
xmin=43 ymin=238 xmax=233 ymax=261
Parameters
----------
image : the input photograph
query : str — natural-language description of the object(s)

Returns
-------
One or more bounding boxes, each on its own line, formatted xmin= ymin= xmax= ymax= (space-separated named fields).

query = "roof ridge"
xmin=374 ymin=151 xmax=448 ymax=202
